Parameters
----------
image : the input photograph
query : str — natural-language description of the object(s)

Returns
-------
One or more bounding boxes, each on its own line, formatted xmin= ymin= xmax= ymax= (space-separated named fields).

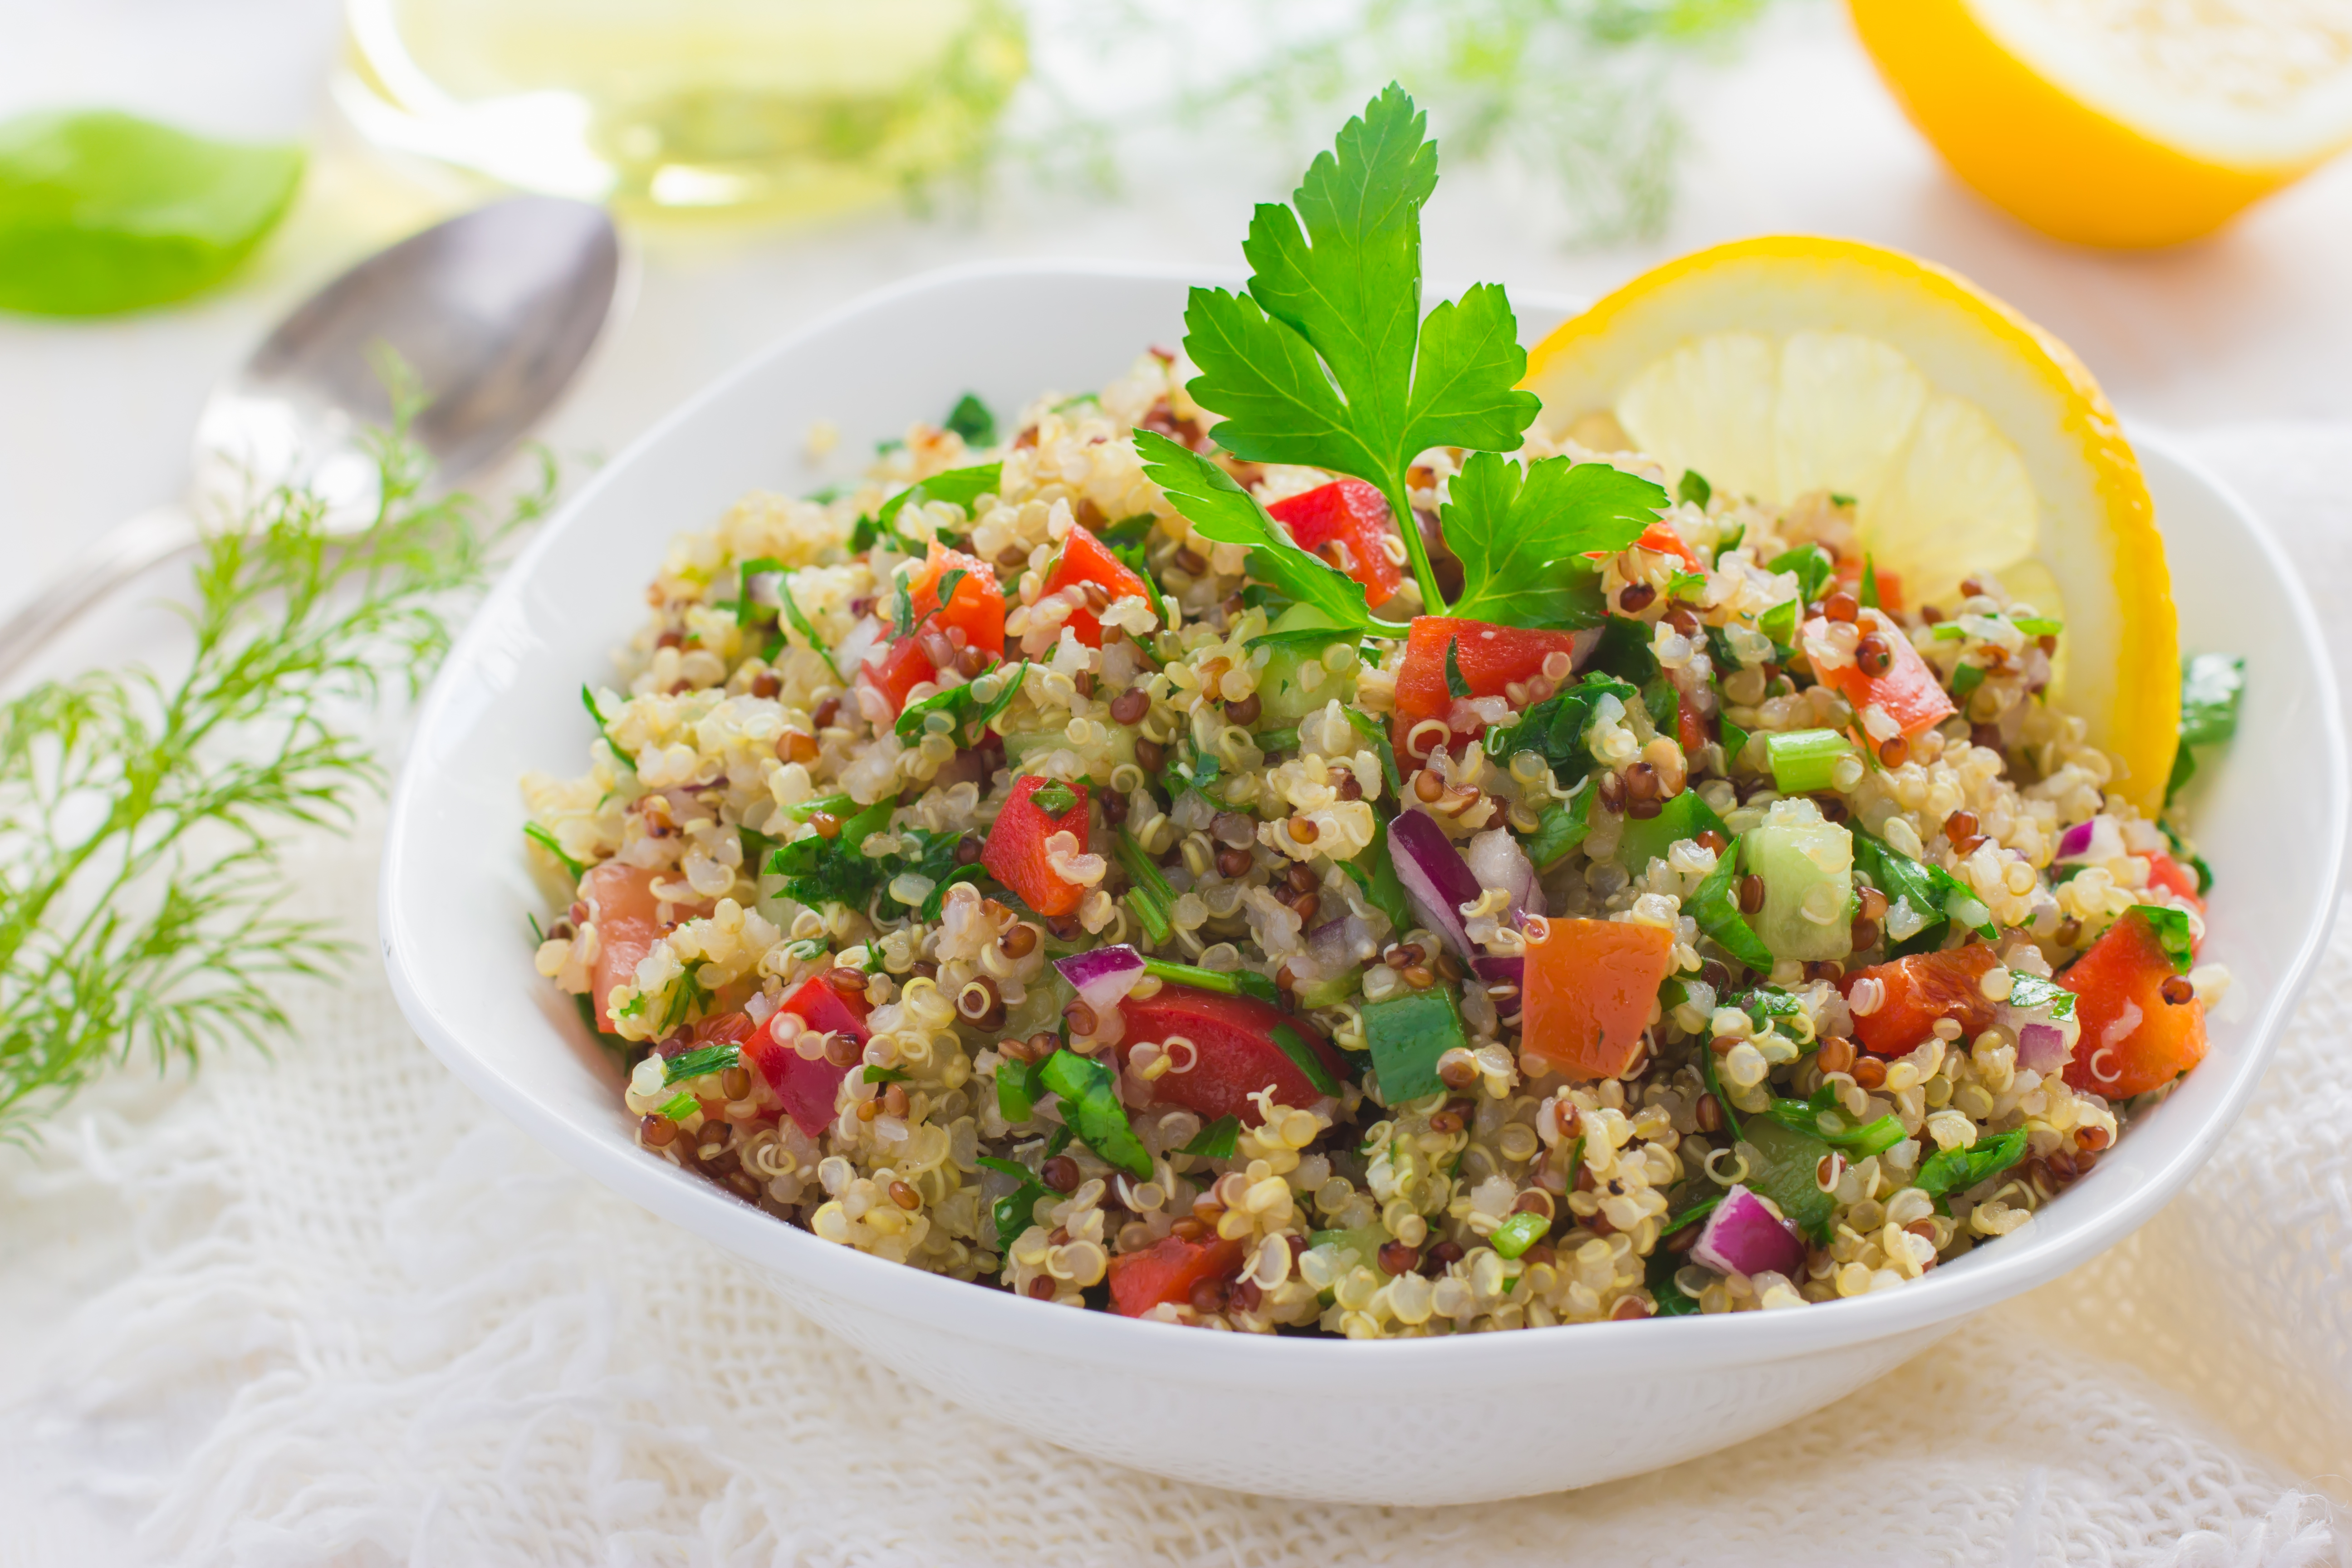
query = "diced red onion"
xmin=1465 ymin=827 xmax=1545 ymax=920
xmin=1471 ymin=954 xmax=1524 ymax=993
xmin=1387 ymin=809 xmax=1482 ymax=958
xmin=1054 ymin=945 xmax=1146 ymax=1012
xmin=2016 ymin=1021 xmax=2070 ymax=1074
xmin=1307 ymin=917 xmax=1355 ymax=971
xmin=1690 ymin=1184 xmax=1806 ymax=1279
xmin=2055 ymin=814 xmax=2125 ymax=865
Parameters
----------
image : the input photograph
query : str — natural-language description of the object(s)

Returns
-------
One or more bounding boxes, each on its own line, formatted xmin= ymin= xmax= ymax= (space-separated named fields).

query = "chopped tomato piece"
xmin=1519 ymin=918 xmax=1677 ymax=1080
xmin=584 ymin=862 xmax=662 ymax=1033
xmin=1391 ymin=617 xmax=1586 ymax=752
xmin=982 ymin=775 xmax=1091 ymax=918
xmin=857 ymin=543 xmax=1007 ymax=718
xmin=859 ymin=635 xmax=939 ymax=718
xmin=1268 ymin=479 xmax=1406 ymax=608
xmin=2145 ymin=852 xmax=2205 ymax=913
xmin=909 ymin=540 xmax=1004 ymax=655
xmin=2061 ymin=908 xmax=2206 ymax=1099
xmin=1804 ymin=612 xmax=1955 ymax=737
xmin=1117 ymin=983 xmax=1349 ymax=1122
xmin=1108 ymin=1232 xmax=1245 ymax=1318
xmin=744 ymin=972 xmax=874 ymax=1137
xmin=1634 ymin=519 xmax=1702 ymax=571
xmin=1041 ymin=521 xmax=1152 ymax=647
xmin=1841 ymin=942 xmax=2001 ymax=1057
xmin=1833 ymin=557 xmax=1905 ymax=613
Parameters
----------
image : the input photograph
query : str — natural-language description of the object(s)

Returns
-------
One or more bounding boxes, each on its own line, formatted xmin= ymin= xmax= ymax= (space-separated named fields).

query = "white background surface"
xmin=4 ymin=1 xmax=2352 ymax=1562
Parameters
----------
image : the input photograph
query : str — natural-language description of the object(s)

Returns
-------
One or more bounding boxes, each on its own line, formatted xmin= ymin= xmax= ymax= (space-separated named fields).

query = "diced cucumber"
xmin=1309 ymin=1221 xmax=1390 ymax=1274
xmin=1740 ymin=1117 xmax=1836 ymax=1241
xmin=1005 ymin=725 xmax=1138 ymax=774
xmin=1256 ymin=603 xmax=1356 ymax=725
xmin=1743 ymin=798 xmax=1854 ymax=963
xmin=1614 ymin=788 xmax=1728 ymax=878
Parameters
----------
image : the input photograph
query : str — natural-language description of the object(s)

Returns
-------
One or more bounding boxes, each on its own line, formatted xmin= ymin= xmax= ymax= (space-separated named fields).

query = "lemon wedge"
xmin=1850 ymin=0 xmax=2352 ymax=247
xmin=1522 ymin=235 xmax=2179 ymax=812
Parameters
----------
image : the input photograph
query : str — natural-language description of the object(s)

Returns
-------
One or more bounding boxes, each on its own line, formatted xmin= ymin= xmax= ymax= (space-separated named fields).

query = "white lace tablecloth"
xmin=5 ymin=4 xmax=2352 ymax=1563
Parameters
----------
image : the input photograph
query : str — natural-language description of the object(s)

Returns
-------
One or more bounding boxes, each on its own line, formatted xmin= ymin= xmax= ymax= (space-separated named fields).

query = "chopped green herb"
xmin=1038 ymin=1049 xmax=1153 ymax=1180
xmin=1850 ymin=828 xmax=1995 ymax=956
xmin=994 ymin=1057 xmax=1045 ymax=1124
xmin=1181 ymin=1114 xmax=1242 ymax=1160
xmin=663 ymin=1041 xmax=739 ymax=1085
xmin=1913 ymin=1127 xmax=2028 ymax=1199
xmin=787 ymin=793 xmax=856 ymax=822
xmin=1342 ymin=706 xmax=1403 ymax=791
xmin=1340 ymin=818 xmax=1415 ymax=931
xmin=1116 ymin=829 xmax=1175 ymax=945
xmin=892 ymin=660 xmax=1032 ymax=745
xmin=658 ymin=1092 xmax=699 ymax=1122
xmin=2168 ymin=652 xmax=2246 ymax=805
xmin=1444 ymin=636 xmax=1473 ymax=699
xmin=2005 ymin=970 xmax=2077 ymax=1021
xmin=1762 ymin=1093 xmax=1905 ymax=1156
xmin=1766 ymin=544 xmax=1833 ymax=605
xmin=1271 ymin=1023 xmax=1342 ymax=1096
xmin=1690 ymin=845 xmax=1774 ymax=984
xmin=657 ymin=969 xmax=713 ymax=1036
xmin=1666 ymin=569 xmax=1708 ymax=601
xmin=1829 ymin=492 xmax=1856 ymax=508
xmin=1252 ymin=727 xmax=1300 ymax=754
xmin=875 ymin=461 xmax=1003 ymax=536
xmin=1361 ymin=985 xmax=1465 ymax=1103
xmin=1860 ymin=555 xmax=1881 ymax=611
xmin=1659 ymin=1194 xmax=1721 ymax=1237
xmin=1522 ymin=788 xmax=1593 ymax=870
xmin=1243 ymin=624 xmax=1364 ymax=654
xmin=765 ymin=796 xmax=895 ymax=910
xmin=1950 ymin=662 xmax=1986 ymax=700
xmin=523 ymin=822 xmax=584 ymax=881
xmin=975 ymin=1153 xmax=1053 ymax=1246
xmin=1029 ymin=779 xmax=1080 ymax=817
xmin=1647 ymin=1245 xmax=1700 ymax=1315
xmin=1480 ymin=676 xmax=1640 ymax=789
xmin=1677 ymin=469 xmax=1712 ymax=508
xmin=1757 ymin=597 xmax=1798 ymax=648
xmin=944 ymin=392 xmax=997 ymax=446
xmin=2132 ymin=904 xmax=2197 ymax=973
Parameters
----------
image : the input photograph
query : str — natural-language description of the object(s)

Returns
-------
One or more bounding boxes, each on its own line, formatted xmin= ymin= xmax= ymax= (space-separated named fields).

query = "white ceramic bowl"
xmin=382 ymin=261 xmax=2347 ymax=1504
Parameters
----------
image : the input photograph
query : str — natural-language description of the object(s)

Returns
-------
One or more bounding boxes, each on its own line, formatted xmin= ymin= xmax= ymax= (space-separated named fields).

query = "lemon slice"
xmin=1522 ymin=235 xmax=2179 ymax=812
xmin=1850 ymin=0 xmax=2352 ymax=247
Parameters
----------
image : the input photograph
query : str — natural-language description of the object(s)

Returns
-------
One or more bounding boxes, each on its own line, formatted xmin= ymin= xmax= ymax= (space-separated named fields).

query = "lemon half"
xmin=1850 ymin=0 xmax=2352 ymax=247
xmin=1522 ymin=235 xmax=2178 ymax=812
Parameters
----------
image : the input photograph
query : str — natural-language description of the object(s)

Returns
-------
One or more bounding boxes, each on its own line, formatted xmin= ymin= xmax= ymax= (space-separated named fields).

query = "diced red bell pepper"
xmin=1804 ymin=613 xmax=1955 ymax=737
xmin=1268 ymin=479 xmax=1406 ymax=608
xmin=1519 ymin=918 xmax=1677 ymax=1080
xmin=982 ymin=775 xmax=1092 ymax=918
xmin=2060 ymin=908 xmax=2207 ymax=1100
xmin=1840 ymin=942 xmax=2001 ymax=1057
xmin=1040 ymin=521 xmax=1152 ymax=647
xmin=1108 ymin=1232 xmax=1246 ymax=1318
xmin=1634 ymin=519 xmax=1702 ymax=571
xmin=1391 ymin=617 xmax=1587 ymax=752
xmin=1833 ymin=557 xmax=1905 ymax=613
xmin=1117 ymin=983 xmax=1350 ymax=1122
xmin=858 ymin=543 xmax=1007 ymax=717
xmin=744 ymin=972 xmax=874 ymax=1137
xmin=2145 ymin=852 xmax=2205 ymax=913
xmin=585 ymin=862 xmax=663 ymax=1033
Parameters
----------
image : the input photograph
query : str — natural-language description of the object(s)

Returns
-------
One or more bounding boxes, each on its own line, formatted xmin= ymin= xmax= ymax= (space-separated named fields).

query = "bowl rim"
xmin=382 ymin=257 xmax=2349 ymax=1384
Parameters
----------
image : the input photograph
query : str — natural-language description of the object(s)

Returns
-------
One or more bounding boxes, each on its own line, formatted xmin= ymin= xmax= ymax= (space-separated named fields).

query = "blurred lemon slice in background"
xmin=1849 ymin=0 xmax=2352 ymax=247
xmin=1522 ymin=235 xmax=2179 ymax=812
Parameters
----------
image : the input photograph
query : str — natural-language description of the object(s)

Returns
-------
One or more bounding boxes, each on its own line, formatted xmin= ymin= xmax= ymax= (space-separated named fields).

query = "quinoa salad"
xmin=522 ymin=88 xmax=2239 ymax=1336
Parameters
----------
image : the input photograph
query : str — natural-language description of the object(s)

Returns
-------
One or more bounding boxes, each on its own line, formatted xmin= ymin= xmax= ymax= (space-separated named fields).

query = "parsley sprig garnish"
xmin=1147 ymin=84 xmax=1665 ymax=622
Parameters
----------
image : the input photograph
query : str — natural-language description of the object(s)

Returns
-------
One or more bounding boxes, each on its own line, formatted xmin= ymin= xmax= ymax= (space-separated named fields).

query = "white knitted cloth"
xmin=0 ymin=427 xmax=2347 ymax=1567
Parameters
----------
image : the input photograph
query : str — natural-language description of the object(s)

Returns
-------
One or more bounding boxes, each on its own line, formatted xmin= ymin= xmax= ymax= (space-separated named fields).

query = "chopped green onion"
xmin=1444 ymin=637 xmax=1472 ymax=699
xmin=786 ymin=793 xmax=856 ymax=822
xmin=1859 ymin=556 xmax=1881 ymax=611
xmin=2013 ymin=617 xmax=2062 ymax=637
xmin=1252 ymin=727 xmax=1299 ymax=753
xmin=1140 ymin=957 xmax=1280 ymax=1004
xmin=1116 ymin=828 xmax=1175 ymax=945
xmin=1659 ymin=1194 xmax=1721 ymax=1237
xmin=1677 ymin=469 xmax=1712 ymax=508
xmin=1489 ymin=1210 xmax=1549 ymax=1259
xmin=1764 ymin=728 xmax=1854 ymax=794
xmin=663 ymin=1042 xmax=739 ymax=1085
xmin=658 ymin=1092 xmax=698 ymax=1122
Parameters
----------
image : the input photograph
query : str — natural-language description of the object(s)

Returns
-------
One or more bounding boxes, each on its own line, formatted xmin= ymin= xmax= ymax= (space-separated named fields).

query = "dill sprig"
xmin=0 ymin=388 xmax=552 ymax=1139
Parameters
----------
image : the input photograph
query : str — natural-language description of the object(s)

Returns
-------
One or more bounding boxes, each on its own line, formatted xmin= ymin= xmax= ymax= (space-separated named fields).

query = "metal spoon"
xmin=0 ymin=195 xmax=622 ymax=678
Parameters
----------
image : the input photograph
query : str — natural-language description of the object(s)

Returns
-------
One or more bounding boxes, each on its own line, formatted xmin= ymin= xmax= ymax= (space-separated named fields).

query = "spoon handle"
xmin=0 ymin=505 xmax=201 ymax=683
